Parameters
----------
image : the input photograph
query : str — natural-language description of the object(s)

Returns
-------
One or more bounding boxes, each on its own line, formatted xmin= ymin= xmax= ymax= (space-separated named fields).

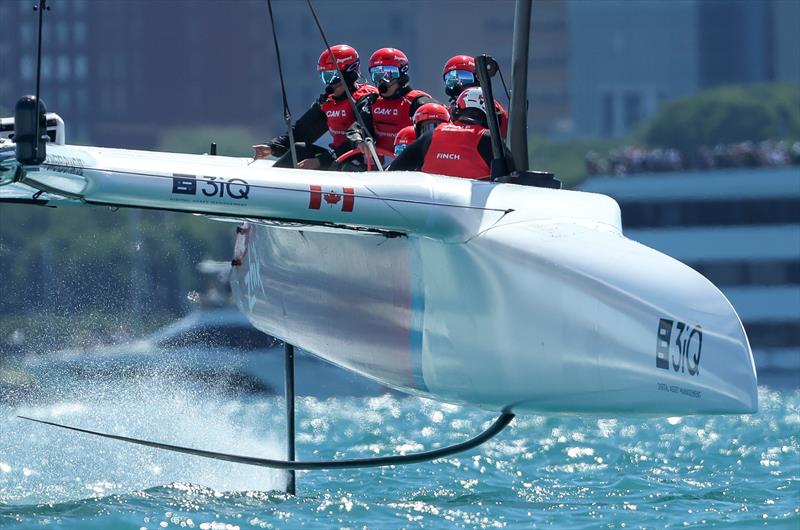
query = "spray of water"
xmin=0 ymin=368 xmax=288 ymax=504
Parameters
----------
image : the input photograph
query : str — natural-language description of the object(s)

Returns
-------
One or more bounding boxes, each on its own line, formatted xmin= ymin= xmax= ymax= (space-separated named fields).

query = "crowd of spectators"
xmin=586 ymin=140 xmax=800 ymax=176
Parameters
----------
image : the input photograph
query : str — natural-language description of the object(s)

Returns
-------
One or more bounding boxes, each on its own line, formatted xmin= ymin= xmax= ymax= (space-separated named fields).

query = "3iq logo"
xmin=172 ymin=174 xmax=250 ymax=200
xmin=656 ymin=318 xmax=703 ymax=376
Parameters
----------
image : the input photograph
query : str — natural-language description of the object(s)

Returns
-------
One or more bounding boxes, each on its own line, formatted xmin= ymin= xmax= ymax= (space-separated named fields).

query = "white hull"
xmin=2 ymin=143 xmax=758 ymax=414
xmin=230 ymin=211 xmax=757 ymax=415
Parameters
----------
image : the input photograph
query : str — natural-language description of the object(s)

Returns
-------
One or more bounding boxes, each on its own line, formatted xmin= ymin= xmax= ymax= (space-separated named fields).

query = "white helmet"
xmin=455 ymin=87 xmax=486 ymax=114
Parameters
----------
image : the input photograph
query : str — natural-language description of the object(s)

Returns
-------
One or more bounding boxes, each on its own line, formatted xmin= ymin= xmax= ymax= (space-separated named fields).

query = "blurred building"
xmin=772 ymin=0 xmax=800 ymax=85
xmin=0 ymin=0 xmax=568 ymax=148
xmin=569 ymin=0 xmax=800 ymax=138
xmin=0 ymin=0 xmax=796 ymax=146
xmin=698 ymin=0 xmax=772 ymax=88
xmin=699 ymin=0 xmax=799 ymax=88
xmin=528 ymin=0 xmax=571 ymax=135
xmin=568 ymin=0 xmax=698 ymax=138
xmin=0 ymin=0 xmax=273 ymax=149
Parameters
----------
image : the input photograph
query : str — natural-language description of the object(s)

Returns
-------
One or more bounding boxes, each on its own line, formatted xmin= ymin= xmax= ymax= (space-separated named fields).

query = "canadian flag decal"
xmin=309 ymin=185 xmax=354 ymax=212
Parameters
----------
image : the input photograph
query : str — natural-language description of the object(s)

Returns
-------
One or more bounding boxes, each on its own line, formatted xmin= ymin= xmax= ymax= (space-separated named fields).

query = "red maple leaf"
xmin=324 ymin=192 xmax=342 ymax=205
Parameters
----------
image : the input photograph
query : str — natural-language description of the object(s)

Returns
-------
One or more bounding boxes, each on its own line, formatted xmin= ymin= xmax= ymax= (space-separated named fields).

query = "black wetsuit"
xmin=357 ymin=86 xmax=433 ymax=146
xmin=264 ymin=90 xmax=371 ymax=169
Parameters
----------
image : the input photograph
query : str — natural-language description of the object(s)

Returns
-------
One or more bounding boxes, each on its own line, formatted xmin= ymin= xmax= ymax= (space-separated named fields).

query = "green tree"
xmin=158 ymin=126 xmax=263 ymax=157
xmin=529 ymin=135 xmax=624 ymax=188
xmin=0 ymin=203 xmax=235 ymax=344
xmin=1 ymin=125 xmax=263 ymax=347
xmin=640 ymin=83 xmax=800 ymax=152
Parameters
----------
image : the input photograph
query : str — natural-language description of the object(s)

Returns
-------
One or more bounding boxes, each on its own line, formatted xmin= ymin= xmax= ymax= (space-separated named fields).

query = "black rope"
xmin=19 ymin=412 xmax=514 ymax=470
xmin=266 ymin=0 xmax=298 ymax=168
xmin=305 ymin=0 xmax=383 ymax=170
xmin=496 ymin=65 xmax=511 ymax=104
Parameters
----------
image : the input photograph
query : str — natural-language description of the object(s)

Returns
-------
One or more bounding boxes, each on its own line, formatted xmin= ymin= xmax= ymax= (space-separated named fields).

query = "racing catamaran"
xmin=1 ymin=0 xmax=756 ymax=479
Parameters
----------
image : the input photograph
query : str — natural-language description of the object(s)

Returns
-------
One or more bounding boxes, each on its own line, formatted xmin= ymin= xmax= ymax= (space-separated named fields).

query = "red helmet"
xmin=413 ymin=103 xmax=451 ymax=126
xmin=394 ymin=125 xmax=416 ymax=148
xmin=369 ymin=47 xmax=408 ymax=69
xmin=443 ymin=55 xmax=477 ymax=98
xmin=443 ymin=55 xmax=476 ymax=76
xmin=317 ymin=44 xmax=360 ymax=74
xmin=393 ymin=125 xmax=416 ymax=157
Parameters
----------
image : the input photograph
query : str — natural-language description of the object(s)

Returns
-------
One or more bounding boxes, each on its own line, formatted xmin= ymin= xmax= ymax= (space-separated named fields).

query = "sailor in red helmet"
xmin=413 ymin=102 xmax=450 ymax=136
xmin=442 ymin=54 xmax=508 ymax=139
xmin=357 ymin=48 xmax=433 ymax=155
xmin=389 ymin=87 xmax=513 ymax=180
xmin=390 ymin=104 xmax=449 ymax=162
xmin=392 ymin=125 xmax=416 ymax=158
xmin=252 ymin=44 xmax=377 ymax=169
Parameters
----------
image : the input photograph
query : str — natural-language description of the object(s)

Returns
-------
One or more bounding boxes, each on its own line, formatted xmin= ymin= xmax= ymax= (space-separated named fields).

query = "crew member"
xmin=389 ymin=87 xmax=513 ymax=180
xmin=252 ymin=44 xmax=377 ymax=169
xmin=442 ymin=54 xmax=508 ymax=139
xmin=391 ymin=104 xmax=449 ymax=160
xmin=412 ymin=102 xmax=450 ymax=136
xmin=359 ymin=48 xmax=433 ymax=155
xmin=393 ymin=126 xmax=417 ymax=158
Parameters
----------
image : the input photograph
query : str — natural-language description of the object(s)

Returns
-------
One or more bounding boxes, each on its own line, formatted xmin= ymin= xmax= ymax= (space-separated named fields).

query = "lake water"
xmin=1 ymin=376 xmax=797 ymax=529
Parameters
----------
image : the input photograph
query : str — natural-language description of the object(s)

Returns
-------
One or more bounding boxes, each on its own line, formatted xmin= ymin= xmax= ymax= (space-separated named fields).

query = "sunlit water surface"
xmin=1 ymin=375 xmax=797 ymax=529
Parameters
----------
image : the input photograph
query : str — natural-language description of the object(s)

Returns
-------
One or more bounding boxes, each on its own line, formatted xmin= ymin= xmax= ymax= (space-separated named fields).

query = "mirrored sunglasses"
xmin=320 ymin=70 xmax=341 ymax=85
xmin=370 ymin=65 xmax=401 ymax=84
xmin=444 ymin=69 xmax=475 ymax=89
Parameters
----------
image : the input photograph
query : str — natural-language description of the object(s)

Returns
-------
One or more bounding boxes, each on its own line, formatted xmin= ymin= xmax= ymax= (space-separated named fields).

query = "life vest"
xmin=371 ymin=89 xmax=430 ymax=152
xmin=320 ymin=84 xmax=378 ymax=151
xmin=421 ymin=122 xmax=490 ymax=180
